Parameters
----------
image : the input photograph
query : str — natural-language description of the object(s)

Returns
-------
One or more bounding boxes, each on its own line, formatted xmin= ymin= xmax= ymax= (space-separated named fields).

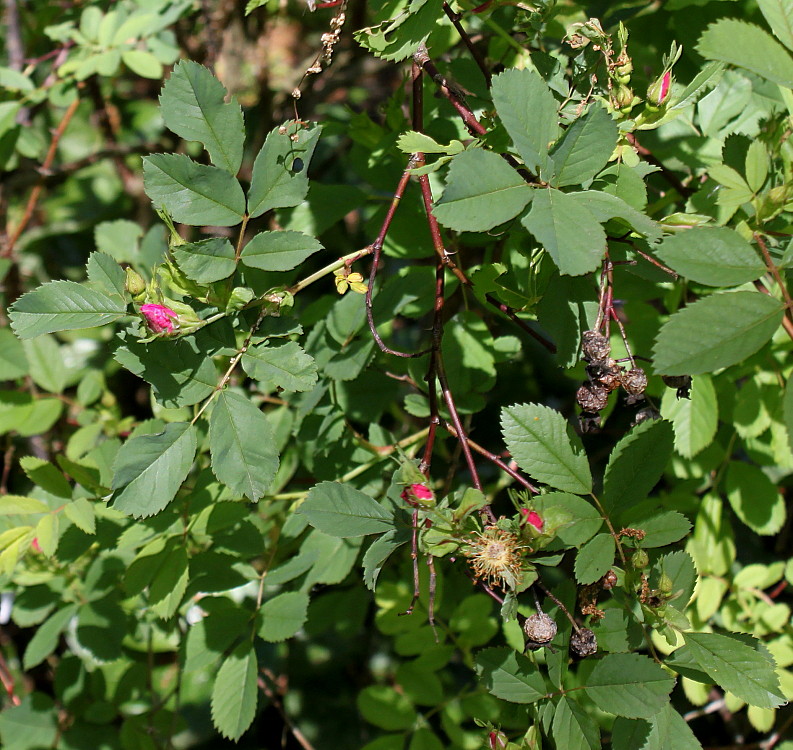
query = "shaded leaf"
xmin=474 ymin=647 xmax=548 ymax=703
xmin=259 ymin=591 xmax=309 ymax=642
xmin=111 ymin=423 xmax=197 ymax=518
xmin=575 ymin=533 xmax=616 ymax=585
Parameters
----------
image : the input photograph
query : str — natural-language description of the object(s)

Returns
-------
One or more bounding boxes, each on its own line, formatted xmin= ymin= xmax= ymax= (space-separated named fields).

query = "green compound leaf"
xmin=584 ymin=653 xmax=675 ymax=718
xmin=111 ymin=422 xmax=197 ymax=518
xmin=602 ymin=419 xmax=674 ymax=514
xmin=549 ymin=105 xmax=618 ymax=188
xmin=501 ymin=403 xmax=592 ymax=494
xmin=552 ymin=697 xmax=600 ymax=750
xmin=143 ymin=153 xmax=246 ymax=227
xmin=258 ymin=591 xmax=309 ymax=642
xmin=521 ymin=189 xmax=606 ymax=276
xmin=491 ymin=68 xmax=560 ymax=178
xmin=725 ymin=461 xmax=786 ymax=535
xmin=211 ymin=643 xmax=259 ymax=741
xmin=352 ymin=0 xmax=442 ymax=62
xmin=697 ymin=18 xmax=793 ymax=88
xmin=758 ymin=0 xmax=793 ymax=52
xmin=684 ymin=632 xmax=785 ymax=708
xmin=9 ymin=280 xmax=128 ymax=339
xmin=209 ymin=391 xmax=279 ymax=502
xmin=248 ymin=122 xmax=321 ymax=218
xmin=160 ymin=60 xmax=244 ymax=175
xmin=655 ymin=227 xmax=765 ymax=286
xmin=433 ymin=149 xmax=533 ymax=232
xmin=298 ymin=481 xmax=394 ymax=537
xmin=242 ymin=341 xmax=318 ymax=392
xmin=575 ymin=533 xmax=616 ymax=585
xmin=652 ymin=291 xmax=784 ymax=375
xmin=240 ymin=230 xmax=323 ymax=272
xmin=540 ymin=492 xmax=602 ymax=549
xmin=474 ymin=647 xmax=548 ymax=703
xmin=173 ymin=238 xmax=236 ymax=283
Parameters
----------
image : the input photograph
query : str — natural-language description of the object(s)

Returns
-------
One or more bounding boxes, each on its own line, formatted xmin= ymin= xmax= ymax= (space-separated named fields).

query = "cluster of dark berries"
xmin=577 ymin=330 xmax=648 ymax=431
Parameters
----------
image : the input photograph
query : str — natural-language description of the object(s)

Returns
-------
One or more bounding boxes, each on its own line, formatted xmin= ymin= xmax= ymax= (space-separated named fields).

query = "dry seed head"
xmin=621 ymin=367 xmax=648 ymax=396
xmin=581 ymin=330 xmax=611 ymax=362
xmin=576 ymin=382 xmax=609 ymax=412
xmin=523 ymin=613 xmax=558 ymax=644
xmin=588 ymin=358 xmax=623 ymax=392
xmin=464 ymin=526 xmax=525 ymax=590
xmin=570 ymin=628 xmax=598 ymax=657
xmin=601 ymin=570 xmax=618 ymax=589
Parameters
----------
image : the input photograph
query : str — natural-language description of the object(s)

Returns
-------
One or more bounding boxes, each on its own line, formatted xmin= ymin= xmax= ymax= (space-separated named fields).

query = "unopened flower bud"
xmin=400 ymin=483 xmax=435 ymax=507
xmin=658 ymin=572 xmax=673 ymax=595
xmin=646 ymin=70 xmax=672 ymax=110
xmin=140 ymin=303 xmax=178 ymax=335
xmin=611 ymin=83 xmax=634 ymax=114
xmin=632 ymin=549 xmax=649 ymax=569
xmin=125 ymin=268 xmax=146 ymax=297
xmin=519 ymin=508 xmax=543 ymax=532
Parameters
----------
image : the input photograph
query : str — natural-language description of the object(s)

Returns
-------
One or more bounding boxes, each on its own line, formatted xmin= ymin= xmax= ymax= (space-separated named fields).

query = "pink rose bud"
xmin=646 ymin=70 xmax=672 ymax=108
xmin=31 ymin=538 xmax=42 ymax=553
xmin=520 ymin=508 xmax=544 ymax=531
xmin=400 ymin=483 xmax=434 ymax=506
xmin=140 ymin=304 xmax=178 ymax=334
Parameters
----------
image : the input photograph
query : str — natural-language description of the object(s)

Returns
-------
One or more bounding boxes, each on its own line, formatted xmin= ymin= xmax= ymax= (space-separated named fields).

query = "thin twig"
xmin=3 ymin=95 xmax=81 ymax=259
xmin=442 ymin=2 xmax=491 ymax=86
xmin=258 ymin=670 xmax=316 ymax=750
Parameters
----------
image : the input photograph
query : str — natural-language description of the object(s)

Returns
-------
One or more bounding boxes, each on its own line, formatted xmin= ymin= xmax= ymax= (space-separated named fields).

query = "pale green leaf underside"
xmin=697 ymin=18 xmax=793 ymax=88
xmin=759 ymin=0 xmax=793 ymax=52
xmin=9 ymin=280 xmax=128 ymax=339
xmin=653 ymin=291 xmax=784 ymax=375
xmin=433 ymin=149 xmax=532 ymax=232
xmin=211 ymin=645 xmax=258 ymax=740
xmin=501 ymin=402 xmax=592 ymax=494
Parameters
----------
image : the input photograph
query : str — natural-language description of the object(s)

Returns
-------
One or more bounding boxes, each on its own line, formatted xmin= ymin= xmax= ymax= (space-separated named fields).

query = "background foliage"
xmin=1 ymin=0 xmax=793 ymax=748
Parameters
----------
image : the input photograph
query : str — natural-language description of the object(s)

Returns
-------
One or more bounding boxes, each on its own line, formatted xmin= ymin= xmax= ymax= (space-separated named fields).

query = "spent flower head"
xmin=464 ymin=526 xmax=526 ymax=590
